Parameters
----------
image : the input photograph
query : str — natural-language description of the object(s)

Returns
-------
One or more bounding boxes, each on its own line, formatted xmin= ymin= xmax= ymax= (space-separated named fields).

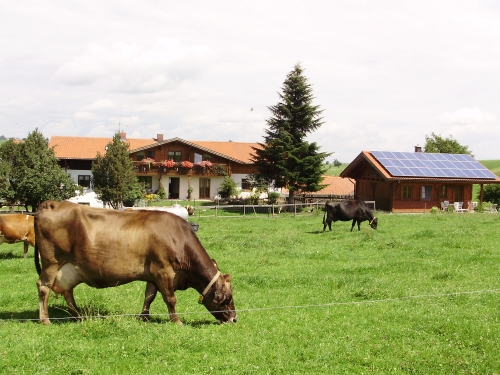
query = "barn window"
xmin=454 ymin=186 xmax=464 ymax=202
xmin=402 ymin=185 xmax=413 ymax=199
xmin=440 ymin=185 xmax=447 ymax=199
xmin=78 ymin=175 xmax=91 ymax=188
xmin=168 ymin=151 xmax=182 ymax=162
xmin=136 ymin=152 xmax=144 ymax=161
xmin=421 ymin=186 xmax=432 ymax=200
xmin=145 ymin=150 xmax=155 ymax=159
xmin=194 ymin=153 xmax=202 ymax=163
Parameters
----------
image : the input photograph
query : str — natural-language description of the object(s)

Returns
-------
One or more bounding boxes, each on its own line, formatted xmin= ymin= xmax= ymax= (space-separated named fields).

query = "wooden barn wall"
xmin=356 ymin=180 xmax=392 ymax=211
xmin=352 ymin=161 xmax=474 ymax=212
xmin=391 ymin=182 xmax=473 ymax=213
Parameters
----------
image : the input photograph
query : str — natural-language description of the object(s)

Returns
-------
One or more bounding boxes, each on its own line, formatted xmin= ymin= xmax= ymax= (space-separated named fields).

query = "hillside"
xmin=478 ymin=160 xmax=500 ymax=177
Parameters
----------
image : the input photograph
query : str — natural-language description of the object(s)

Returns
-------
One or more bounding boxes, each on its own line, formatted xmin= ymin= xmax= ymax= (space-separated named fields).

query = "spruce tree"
xmin=92 ymin=133 xmax=143 ymax=209
xmin=252 ymin=63 xmax=331 ymax=203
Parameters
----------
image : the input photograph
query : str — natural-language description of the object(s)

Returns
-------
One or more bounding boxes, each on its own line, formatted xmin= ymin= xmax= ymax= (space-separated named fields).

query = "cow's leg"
xmin=357 ymin=221 xmax=361 ymax=231
xmin=37 ymin=264 xmax=60 ymax=325
xmin=156 ymin=278 xmax=182 ymax=325
xmin=23 ymin=241 xmax=28 ymax=259
xmin=37 ymin=279 xmax=51 ymax=325
xmin=62 ymin=289 xmax=81 ymax=320
xmin=350 ymin=219 xmax=356 ymax=231
xmin=140 ymin=281 xmax=158 ymax=322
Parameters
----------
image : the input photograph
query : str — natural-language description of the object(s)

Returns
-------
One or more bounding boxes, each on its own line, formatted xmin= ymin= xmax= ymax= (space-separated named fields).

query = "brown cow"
xmin=34 ymin=200 xmax=237 ymax=325
xmin=0 ymin=214 xmax=35 ymax=258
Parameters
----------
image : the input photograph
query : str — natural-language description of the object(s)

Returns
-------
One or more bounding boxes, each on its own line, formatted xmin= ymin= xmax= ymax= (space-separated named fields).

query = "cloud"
xmin=52 ymin=39 xmax=214 ymax=93
xmin=439 ymin=107 xmax=496 ymax=125
xmin=85 ymin=99 xmax=116 ymax=111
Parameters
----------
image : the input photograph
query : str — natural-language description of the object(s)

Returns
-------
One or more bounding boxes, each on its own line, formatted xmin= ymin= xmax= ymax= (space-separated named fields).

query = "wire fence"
xmin=2 ymin=288 xmax=498 ymax=324
xmin=190 ymin=202 xmax=329 ymax=219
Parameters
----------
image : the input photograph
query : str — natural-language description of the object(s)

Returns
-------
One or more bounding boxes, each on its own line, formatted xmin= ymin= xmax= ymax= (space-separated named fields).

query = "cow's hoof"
xmin=139 ymin=311 xmax=150 ymax=322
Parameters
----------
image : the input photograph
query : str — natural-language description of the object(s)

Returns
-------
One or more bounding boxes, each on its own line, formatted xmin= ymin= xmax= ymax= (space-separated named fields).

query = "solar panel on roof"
xmin=370 ymin=151 xmax=497 ymax=179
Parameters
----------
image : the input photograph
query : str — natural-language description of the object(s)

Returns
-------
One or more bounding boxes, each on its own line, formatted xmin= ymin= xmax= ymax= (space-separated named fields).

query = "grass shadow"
xmin=0 ymin=251 xmax=27 ymax=260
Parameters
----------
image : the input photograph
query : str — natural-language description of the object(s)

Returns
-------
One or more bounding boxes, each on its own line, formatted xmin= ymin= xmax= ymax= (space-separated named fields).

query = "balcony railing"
xmin=132 ymin=161 xmax=230 ymax=176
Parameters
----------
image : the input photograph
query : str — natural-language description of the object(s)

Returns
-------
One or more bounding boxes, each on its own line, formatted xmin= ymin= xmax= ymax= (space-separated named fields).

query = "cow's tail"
xmin=34 ymin=214 xmax=42 ymax=275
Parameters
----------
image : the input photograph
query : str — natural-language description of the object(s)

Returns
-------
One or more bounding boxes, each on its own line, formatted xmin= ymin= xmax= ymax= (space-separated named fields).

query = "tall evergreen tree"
xmin=0 ymin=129 xmax=78 ymax=211
xmin=252 ymin=63 xmax=331 ymax=203
xmin=92 ymin=133 xmax=143 ymax=209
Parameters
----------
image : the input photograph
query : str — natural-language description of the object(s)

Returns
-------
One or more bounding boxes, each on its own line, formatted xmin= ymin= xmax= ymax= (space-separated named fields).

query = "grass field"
xmin=323 ymin=163 xmax=348 ymax=176
xmin=1 ymin=211 xmax=499 ymax=374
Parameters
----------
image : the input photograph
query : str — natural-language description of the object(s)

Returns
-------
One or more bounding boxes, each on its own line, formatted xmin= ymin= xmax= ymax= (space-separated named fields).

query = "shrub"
xmin=268 ymin=191 xmax=281 ymax=204
xmin=430 ymin=206 xmax=439 ymax=214
xmin=218 ymin=176 xmax=238 ymax=199
xmin=157 ymin=181 xmax=167 ymax=199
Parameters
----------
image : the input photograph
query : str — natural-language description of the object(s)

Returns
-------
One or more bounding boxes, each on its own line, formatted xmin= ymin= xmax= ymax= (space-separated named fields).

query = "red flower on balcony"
xmin=197 ymin=160 xmax=213 ymax=168
xmin=161 ymin=159 xmax=177 ymax=168
xmin=180 ymin=160 xmax=194 ymax=169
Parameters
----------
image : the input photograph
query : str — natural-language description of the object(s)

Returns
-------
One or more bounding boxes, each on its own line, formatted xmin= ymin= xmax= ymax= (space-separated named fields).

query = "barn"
xmin=340 ymin=149 xmax=500 ymax=213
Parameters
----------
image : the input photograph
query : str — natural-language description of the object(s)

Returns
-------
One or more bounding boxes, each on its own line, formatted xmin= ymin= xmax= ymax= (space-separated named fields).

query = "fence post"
xmin=243 ymin=205 xmax=246 ymax=217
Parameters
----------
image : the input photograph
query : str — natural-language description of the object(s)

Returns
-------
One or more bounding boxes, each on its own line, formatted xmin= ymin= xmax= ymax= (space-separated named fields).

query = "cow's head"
xmin=369 ymin=217 xmax=378 ymax=230
xmin=202 ymin=273 xmax=237 ymax=324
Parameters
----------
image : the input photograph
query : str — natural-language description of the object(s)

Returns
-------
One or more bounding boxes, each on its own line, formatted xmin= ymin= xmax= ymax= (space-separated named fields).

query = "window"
xmin=78 ymin=175 xmax=91 ymax=188
xmin=194 ymin=153 xmax=202 ymax=164
xmin=145 ymin=150 xmax=155 ymax=159
xmin=421 ymin=185 xmax=432 ymax=201
xmin=168 ymin=151 xmax=182 ymax=162
xmin=199 ymin=178 xmax=211 ymax=198
xmin=137 ymin=176 xmax=152 ymax=189
xmin=203 ymin=154 xmax=212 ymax=161
xmin=402 ymin=185 xmax=412 ymax=199
xmin=440 ymin=185 xmax=447 ymax=199
xmin=136 ymin=152 xmax=144 ymax=161
xmin=454 ymin=186 xmax=464 ymax=202
xmin=241 ymin=178 xmax=251 ymax=190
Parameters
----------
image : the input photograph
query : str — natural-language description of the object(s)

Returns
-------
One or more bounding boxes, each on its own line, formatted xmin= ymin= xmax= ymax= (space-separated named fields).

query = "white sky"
xmin=1 ymin=1 xmax=500 ymax=163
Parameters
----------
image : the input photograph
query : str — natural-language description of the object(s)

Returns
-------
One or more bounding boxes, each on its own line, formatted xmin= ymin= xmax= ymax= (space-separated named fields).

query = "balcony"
xmin=132 ymin=161 xmax=231 ymax=176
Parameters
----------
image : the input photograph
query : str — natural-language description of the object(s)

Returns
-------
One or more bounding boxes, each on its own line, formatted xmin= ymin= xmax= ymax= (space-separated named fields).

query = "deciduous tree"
xmin=424 ymin=133 xmax=472 ymax=155
xmin=0 ymin=129 xmax=77 ymax=211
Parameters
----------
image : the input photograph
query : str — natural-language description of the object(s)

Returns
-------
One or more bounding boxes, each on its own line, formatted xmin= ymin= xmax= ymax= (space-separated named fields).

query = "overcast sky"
xmin=1 ymin=1 xmax=499 ymax=163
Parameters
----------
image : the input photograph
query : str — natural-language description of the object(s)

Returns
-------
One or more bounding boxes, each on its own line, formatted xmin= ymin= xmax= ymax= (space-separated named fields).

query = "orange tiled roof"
xmin=49 ymin=136 xmax=156 ymax=160
xmin=311 ymin=176 xmax=354 ymax=196
xmin=49 ymin=135 xmax=261 ymax=163
xmin=189 ymin=140 xmax=259 ymax=164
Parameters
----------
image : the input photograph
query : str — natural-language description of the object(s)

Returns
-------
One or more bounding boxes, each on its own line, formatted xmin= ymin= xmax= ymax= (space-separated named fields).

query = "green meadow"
xmin=1 ymin=211 xmax=499 ymax=374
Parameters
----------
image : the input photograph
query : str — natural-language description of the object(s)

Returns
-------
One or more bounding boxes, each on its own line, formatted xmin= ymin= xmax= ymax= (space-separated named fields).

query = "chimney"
xmin=119 ymin=132 xmax=126 ymax=141
xmin=156 ymin=134 xmax=164 ymax=142
xmin=414 ymin=144 xmax=422 ymax=153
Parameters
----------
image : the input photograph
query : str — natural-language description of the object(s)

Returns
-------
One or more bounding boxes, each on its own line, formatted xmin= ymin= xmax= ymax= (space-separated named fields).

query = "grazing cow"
xmin=0 ymin=214 xmax=35 ymax=258
xmin=34 ymin=200 xmax=237 ymax=325
xmin=323 ymin=200 xmax=378 ymax=232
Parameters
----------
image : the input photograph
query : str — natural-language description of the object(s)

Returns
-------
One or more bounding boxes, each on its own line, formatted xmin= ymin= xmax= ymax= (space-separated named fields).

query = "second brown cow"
xmin=0 ymin=214 xmax=35 ymax=258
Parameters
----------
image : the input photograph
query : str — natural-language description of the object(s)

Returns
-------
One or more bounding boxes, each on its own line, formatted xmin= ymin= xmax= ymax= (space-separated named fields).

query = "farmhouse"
xmin=50 ymin=133 xmax=261 ymax=201
xmin=340 ymin=148 xmax=500 ymax=212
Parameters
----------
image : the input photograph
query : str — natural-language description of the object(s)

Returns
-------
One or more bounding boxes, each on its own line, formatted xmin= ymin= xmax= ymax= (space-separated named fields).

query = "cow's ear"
xmin=211 ymin=258 xmax=219 ymax=270
xmin=223 ymin=273 xmax=232 ymax=283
